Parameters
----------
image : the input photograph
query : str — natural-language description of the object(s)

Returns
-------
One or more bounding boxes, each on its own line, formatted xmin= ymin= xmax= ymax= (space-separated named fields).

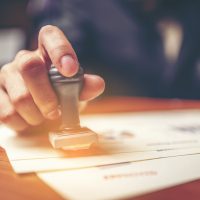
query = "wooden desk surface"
xmin=2 ymin=97 xmax=200 ymax=200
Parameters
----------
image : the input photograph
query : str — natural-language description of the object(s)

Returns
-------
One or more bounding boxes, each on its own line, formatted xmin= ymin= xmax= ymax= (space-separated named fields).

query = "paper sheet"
xmin=1 ymin=110 xmax=200 ymax=173
xmin=38 ymin=154 xmax=200 ymax=200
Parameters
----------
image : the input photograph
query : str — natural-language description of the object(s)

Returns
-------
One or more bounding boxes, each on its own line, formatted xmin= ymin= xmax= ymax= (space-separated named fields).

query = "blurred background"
xmin=1 ymin=0 xmax=200 ymax=99
xmin=0 ymin=0 xmax=29 ymax=65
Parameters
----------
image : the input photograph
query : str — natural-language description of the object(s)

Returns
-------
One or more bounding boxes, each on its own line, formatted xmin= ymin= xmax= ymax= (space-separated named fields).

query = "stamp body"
xmin=49 ymin=66 xmax=98 ymax=150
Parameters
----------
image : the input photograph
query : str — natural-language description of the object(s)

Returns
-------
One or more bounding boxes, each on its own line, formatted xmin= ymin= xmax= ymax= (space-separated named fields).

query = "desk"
xmin=1 ymin=97 xmax=200 ymax=200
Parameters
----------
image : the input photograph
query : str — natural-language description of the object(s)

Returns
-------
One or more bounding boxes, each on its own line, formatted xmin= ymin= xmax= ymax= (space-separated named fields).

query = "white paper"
xmin=38 ymin=154 xmax=200 ymax=200
xmin=1 ymin=110 xmax=200 ymax=173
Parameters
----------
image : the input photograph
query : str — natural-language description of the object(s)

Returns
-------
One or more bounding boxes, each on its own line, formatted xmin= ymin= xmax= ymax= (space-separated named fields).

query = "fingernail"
xmin=61 ymin=55 xmax=78 ymax=76
xmin=46 ymin=108 xmax=61 ymax=120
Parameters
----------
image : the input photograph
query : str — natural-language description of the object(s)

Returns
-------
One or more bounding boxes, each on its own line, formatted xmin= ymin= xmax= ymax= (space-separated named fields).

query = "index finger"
xmin=38 ymin=25 xmax=79 ymax=77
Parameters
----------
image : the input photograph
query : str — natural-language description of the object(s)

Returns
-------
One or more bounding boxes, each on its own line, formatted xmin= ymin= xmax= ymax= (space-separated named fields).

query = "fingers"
xmin=0 ymin=88 xmax=28 ymax=131
xmin=0 ymin=25 xmax=105 ymax=133
xmin=15 ymin=50 xmax=60 ymax=120
xmin=0 ymin=48 xmax=61 ymax=131
xmin=80 ymin=74 xmax=105 ymax=101
xmin=38 ymin=25 xmax=79 ymax=77
xmin=1 ymin=63 xmax=44 ymax=126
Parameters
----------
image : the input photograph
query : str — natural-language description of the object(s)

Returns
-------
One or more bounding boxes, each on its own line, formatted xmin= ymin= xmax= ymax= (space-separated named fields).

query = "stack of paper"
xmin=38 ymin=154 xmax=200 ymax=200
xmin=1 ymin=110 xmax=200 ymax=199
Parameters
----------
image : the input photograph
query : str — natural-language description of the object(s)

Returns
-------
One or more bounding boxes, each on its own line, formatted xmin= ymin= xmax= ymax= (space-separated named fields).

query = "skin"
xmin=0 ymin=25 xmax=105 ymax=132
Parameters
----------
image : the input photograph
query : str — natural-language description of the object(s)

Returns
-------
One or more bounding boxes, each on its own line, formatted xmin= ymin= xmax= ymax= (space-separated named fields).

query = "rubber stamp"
xmin=48 ymin=66 xmax=98 ymax=150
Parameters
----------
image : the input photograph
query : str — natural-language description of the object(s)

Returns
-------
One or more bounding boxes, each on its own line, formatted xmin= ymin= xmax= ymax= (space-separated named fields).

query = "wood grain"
xmin=1 ymin=97 xmax=200 ymax=200
xmin=0 ymin=147 xmax=63 ymax=200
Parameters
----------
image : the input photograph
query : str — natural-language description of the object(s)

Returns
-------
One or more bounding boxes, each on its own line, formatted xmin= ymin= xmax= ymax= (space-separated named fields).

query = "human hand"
xmin=0 ymin=25 xmax=105 ymax=132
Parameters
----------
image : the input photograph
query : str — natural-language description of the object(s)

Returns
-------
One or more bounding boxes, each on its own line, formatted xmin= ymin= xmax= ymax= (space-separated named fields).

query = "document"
xmin=1 ymin=110 xmax=200 ymax=174
xmin=38 ymin=154 xmax=200 ymax=200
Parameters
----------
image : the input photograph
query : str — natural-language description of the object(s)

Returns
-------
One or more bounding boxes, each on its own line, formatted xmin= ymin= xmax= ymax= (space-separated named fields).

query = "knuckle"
xmin=30 ymin=117 xmax=44 ymax=126
xmin=15 ymin=50 xmax=29 ymax=59
xmin=18 ymin=53 xmax=34 ymax=72
xmin=31 ymin=118 xmax=44 ymax=126
xmin=42 ymin=100 xmax=58 ymax=115
xmin=25 ymin=115 xmax=44 ymax=127
xmin=0 ymin=109 xmax=17 ymax=123
xmin=18 ymin=53 xmax=43 ymax=74
xmin=1 ymin=63 xmax=12 ymax=75
xmin=0 ymin=63 xmax=14 ymax=85
xmin=49 ymin=44 xmax=68 ymax=56
xmin=11 ymin=92 xmax=32 ymax=107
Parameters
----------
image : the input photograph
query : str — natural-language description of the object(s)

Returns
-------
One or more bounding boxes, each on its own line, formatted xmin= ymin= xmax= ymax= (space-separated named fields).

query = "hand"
xmin=0 ymin=25 xmax=105 ymax=132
